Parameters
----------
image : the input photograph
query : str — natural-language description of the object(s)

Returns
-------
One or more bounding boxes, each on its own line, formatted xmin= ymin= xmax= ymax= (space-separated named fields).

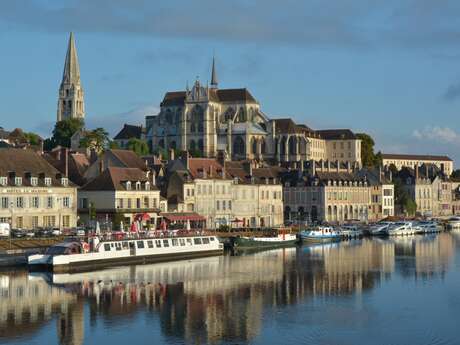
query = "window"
xmin=143 ymin=197 xmax=149 ymax=208
xmin=210 ymin=237 xmax=215 ymax=241
xmin=136 ymin=182 xmax=141 ymax=190
xmin=197 ymin=185 xmax=201 ymax=194
xmin=63 ymin=197 xmax=70 ymax=208
xmin=14 ymin=177 xmax=22 ymax=186
xmin=136 ymin=198 xmax=141 ymax=208
xmin=47 ymin=197 xmax=53 ymax=208
xmin=202 ymin=237 xmax=210 ymax=244
xmin=228 ymin=200 xmax=232 ymax=210
xmin=16 ymin=197 xmax=24 ymax=208
xmin=104 ymin=244 xmax=111 ymax=251
xmin=44 ymin=177 xmax=52 ymax=186
xmin=163 ymin=239 xmax=170 ymax=247
xmin=172 ymin=239 xmax=179 ymax=246
xmin=116 ymin=242 xmax=122 ymax=251
xmin=31 ymin=177 xmax=38 ymax=186
xmin=137 ymin=241 xmax=145 ymax=249
xmin=222 ymin=200 xmax=226 ymax=210
xmin=145 ymin=182 xmax=150 ymax=191
xmin=179 ymin=239 xmax=186 ymax=246
xmin=216 ymin=200 xmax=220 ymax=210
xmin=126 ymin=181 xmax=131 ymax=190
xmin=194 ymin=238 xmax=202 ymax=245
xmin=187 ymin=238 xmax=193 ymax=245
xmin=1 ymin=197 xmax=8 ymax=209
xmin=43 ymin=216 xmax=56 ymax=227
xmin=62 ymin=216 xmax=70 ymax=228
xmin=31 ymin=216 xmax=39 ymax=228
xmin=30 ymin=196 xmax=39 ymax=208
xmin=0 ymin=177 xmax=7 ymax=186
xmin=155 ymin=240 xmax=162 ymax=247
xmin=61 ymin=178 xmax=68 ymax=186
xmin=127 ymin=199 xmax=132 ymax=208
xmin=147 ymin=240 xmax=154 ymax=248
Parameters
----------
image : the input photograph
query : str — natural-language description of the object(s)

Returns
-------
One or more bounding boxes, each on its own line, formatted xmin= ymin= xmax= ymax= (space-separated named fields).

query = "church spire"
xmin=210 ymin=56 xmax=218 ymax=89
xmin=57 ymin=32 xmax=85 ymax=122
xmin=62 ymin=32 xmax=81 ymax=85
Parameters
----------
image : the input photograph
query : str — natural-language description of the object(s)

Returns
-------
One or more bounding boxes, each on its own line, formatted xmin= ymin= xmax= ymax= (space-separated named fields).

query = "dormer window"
xmin=61 ymin=177 xmax=68 ymax=186
xmin=135 ymin=182 xmax=141 ymax=191
xmin=15 ymin=177 xmax=22 ymax=186
xmin=0 ymin=177 xmax=7 ymax=186
xmin=126 ymin=181 xmax=131 ymax=190
xmin=31 ymin=177 xmax=38 ymax=186
xmin=44 ymin=177 xmax=52 ymax=186
xmin=145 ymin=182 xmax=150 ymax=191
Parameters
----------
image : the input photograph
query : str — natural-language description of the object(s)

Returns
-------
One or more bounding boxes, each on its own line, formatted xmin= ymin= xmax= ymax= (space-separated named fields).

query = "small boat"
xmin=387 ymin=222 xmax=416 ymax=236
xmin=339 ymin=224 xmax=363 ymax=238
xmin=299 ymin=226 xmax=341 ymax=242
xmin=447 ymin=216 xmax=460 ymax=231
xmin=415 ymin=221 xmax=442 ymax=234
xmin=368 ymin=222 xmax=394 ymax=236
xmin=28 ymin=234 xmax=223 ymax=273
xmin=233 ymin=231 xmax=297 ymax=249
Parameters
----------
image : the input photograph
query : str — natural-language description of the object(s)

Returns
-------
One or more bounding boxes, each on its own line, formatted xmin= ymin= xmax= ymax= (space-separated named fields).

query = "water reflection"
xmin=0 ymin=233 xmax=458 ymax=345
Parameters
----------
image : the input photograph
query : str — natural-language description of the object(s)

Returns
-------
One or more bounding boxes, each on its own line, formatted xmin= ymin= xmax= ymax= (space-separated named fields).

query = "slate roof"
xmin=273 ymin=119 xmax=314 ymax=135
xmin=160 ymin=88 xmax=257 ymax=106
xmin=113 ymin=124 xmax=143 ymax=140
xmin=382 ymin=153 xmax=452 ymax=162
xmin=315 ymin=129 xmax=357 ymax=140
xmin=0 ymin=148 xmax=75 ymax=187
xmin=81 ymin=167 xmax=156 ymax=191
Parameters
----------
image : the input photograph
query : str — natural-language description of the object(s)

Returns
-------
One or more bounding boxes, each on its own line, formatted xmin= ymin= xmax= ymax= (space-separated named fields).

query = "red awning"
xmin=161 ymin=213 xmax=206 ymax=222
xmin=135 ymin=213 xmax=151 ymax=221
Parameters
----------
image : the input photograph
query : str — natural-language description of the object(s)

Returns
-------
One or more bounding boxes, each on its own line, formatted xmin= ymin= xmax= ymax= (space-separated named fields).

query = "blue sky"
xmin=0 ymin=0 xmax=459 ymax=165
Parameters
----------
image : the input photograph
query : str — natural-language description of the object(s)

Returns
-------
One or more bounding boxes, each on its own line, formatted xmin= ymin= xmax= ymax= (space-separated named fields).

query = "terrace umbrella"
xmin=120 ymin=221 xmax=124 ymax=232
xmin=160 ymin=220 xmax=167 ymax=231
xmin=95 ymin=221 xmax=101 ymax=236
xmin=130 ymin=222 xmax=138 ymax=233
xmin=186 ymin=219 xmax=191 ymax=231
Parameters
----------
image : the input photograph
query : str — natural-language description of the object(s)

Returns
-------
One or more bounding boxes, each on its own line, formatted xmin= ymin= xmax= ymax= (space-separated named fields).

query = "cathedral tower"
xmin=57 ymin=32 xmax=85 ymax=122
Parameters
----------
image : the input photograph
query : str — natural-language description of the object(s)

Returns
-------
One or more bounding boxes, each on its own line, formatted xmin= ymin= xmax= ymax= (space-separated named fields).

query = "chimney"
xmin=169 ymin=148 xmax=175 ymax=161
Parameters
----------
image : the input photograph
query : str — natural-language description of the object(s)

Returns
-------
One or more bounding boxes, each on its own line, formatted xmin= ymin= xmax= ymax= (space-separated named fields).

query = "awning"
xmin=160 ymin=213 xmax=206 ymax=222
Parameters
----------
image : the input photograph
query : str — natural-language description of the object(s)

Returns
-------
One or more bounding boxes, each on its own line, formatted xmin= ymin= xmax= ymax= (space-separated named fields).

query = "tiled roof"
xmin=315 ymin=129 xmax=357 ymax=140
xmin=382 ymin=153 xmax=452 ymax=162
xmin=188 ymin=158 xmax=228 ymax=179
xmin=0 ymin=148 xmax=75 ymax=187
xmin=81 ymin=167 xmax=155 ymax=191
xmin=113 ymin=124 xmax=143 ymax=140
xmin=110 ymin=149 xmax=148 ymax=171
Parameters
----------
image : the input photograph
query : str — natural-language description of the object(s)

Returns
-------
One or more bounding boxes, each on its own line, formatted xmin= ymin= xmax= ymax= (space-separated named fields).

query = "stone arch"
xmin=261 ymin=138 xmax=266 ymax=154
xmin=333 ymin=205 xmax=338 ymax=222
xmin=251 ymin=137 xmax=257 ymax=154
xmin=288 ymin=136 xmax=297 ymax=155
xmin=327 ymin=205 xmax=332 ymax=220
xmin=280 ymin=137 xmax=287 ymax=155
xmin=233 ymin=136 xmax=245 ymax=155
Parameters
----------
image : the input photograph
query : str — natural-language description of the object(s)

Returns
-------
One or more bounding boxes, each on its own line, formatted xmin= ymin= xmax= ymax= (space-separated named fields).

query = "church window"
xmin=252 ymin=138 xmax=257 ymax=154
xmin=198 ymin=123 xmax=203 ymax=132
xmin=191 ymin=123 xmax=196 ymax=133
xmin=66 ymin=89 xmax=70 ymax=97
xmin=233 ymin=136 xmax=245 ymax=155
xmin=190 ymin=140 xmax=196 ymax=151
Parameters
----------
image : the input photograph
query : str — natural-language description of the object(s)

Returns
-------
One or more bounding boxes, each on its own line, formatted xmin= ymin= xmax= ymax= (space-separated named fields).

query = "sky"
xmin=0 ymin=0 xmax=459 ymax=165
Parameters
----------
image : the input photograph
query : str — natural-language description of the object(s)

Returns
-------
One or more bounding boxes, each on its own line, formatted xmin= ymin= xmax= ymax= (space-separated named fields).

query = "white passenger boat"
xmin=368 ymin=222 xmax=394 ymax=236
xmin=447 ymin=216 xmax=460 ymax=231
xmin=299 ymin=226 xmax=341 ymax=242
xmin=28 ymin=234 xmax=223 ymax=273
xmin=415 ymin=221 xmax=442 ymax=234
xmin=387 ymin=222 xmax=416 ymax=236
xmin=339 ymin=225 xmax=363 ymax=238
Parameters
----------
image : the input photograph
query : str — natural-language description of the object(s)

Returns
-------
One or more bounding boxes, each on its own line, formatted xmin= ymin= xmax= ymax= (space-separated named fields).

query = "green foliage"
xmin=127 ymin=138 xmax=150 ymax=156
xmin=52 ymin=118 xmax=84 ymax=148
xmin=356 ymin=133 xmax=380 ymax=167
xmin=109 ymin=141 xmax=120 ymax=149
xmin=393 ymin=177 xmax=417 ymax=216
xmin=24 ymin=132 xmax=42 ymax=146
xmin=89 ymin=202 xmax=96 ymax=220
xmin=189 ymin=149 xmax=203 ymax=158
xmin=113 ymin=213 xmax=125 ymax=230
xmin=80 ymin=127 xmax=109 ymax=153
xmin=451 ymin=169 xmax=460 ymax=181
xmin=43 ymin=137 xmax=56 ymax=151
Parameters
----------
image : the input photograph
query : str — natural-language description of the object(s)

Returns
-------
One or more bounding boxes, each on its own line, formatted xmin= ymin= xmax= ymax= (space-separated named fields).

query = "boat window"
xmin=104 ymin=244 xmax=111 ymax=251
xmin=111 ymin=243 xmax=115 ymax=248
xmin=155 ymin=240 xmax=162 ymax=248
xmin=194 ymin=238 xmax=202 ymax=245
xmin=45 ymin=246 xmax=69 ymax=255
xmin=187 ymin=238 xmax=193 ymax=245
xmin=137 ymin=241 xmax=145 ymax=249
xmin=172 ymin=239 xmax=179 ymax=246
xmin=202 ymin=237 xmax=210 ymax=244
xmin=147 ymin=240 xmax=154 ymax=248
xmin=122 ymin=242 xmax=129 ymax=249
xmin=210 ymin=237 xmax=215 ymax=241
xmin=179 ymin=239 xmax=186 ymax=246
xmin=116 ymin=243 xmax=122 ymax=251
xmin=163 ymin=239 xmax=170 ymax=247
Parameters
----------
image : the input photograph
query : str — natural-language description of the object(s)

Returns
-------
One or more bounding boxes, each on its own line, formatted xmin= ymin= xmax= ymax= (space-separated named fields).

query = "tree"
xmin=113 ymin=213 xmax=125 ymax=230
xmin=451 ymin=169 xmax=460 ymax=181
xmin=24 ymin=132 xmax=42 ymax=146
xmin=109 ymin=140 xmax=120 ymax=149
xmin=80 ymin=127 xmax=109 ymax=153
xmin=127 ymin=138 xmax=149 ymax=156
xmin=356 ymin=133 xmax=379 ymax=167
xmin=52 ymin=118 xmax=84 ymax=148
xmin=89 ymin=202 xmax=96 ymax=220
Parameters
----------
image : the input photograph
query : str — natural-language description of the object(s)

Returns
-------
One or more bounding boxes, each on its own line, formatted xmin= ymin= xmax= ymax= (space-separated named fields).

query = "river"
xmin=1 ymin=232 xmax=460 ymax=345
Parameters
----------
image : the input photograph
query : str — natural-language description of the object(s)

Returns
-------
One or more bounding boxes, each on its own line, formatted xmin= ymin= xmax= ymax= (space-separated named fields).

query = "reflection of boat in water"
xmin=447 ymin=216 xmax=460 ymax=231
xmin=415 ymin=221 xmax=442 ymax=234
xmin=28 ymin=234 xmax=223 ymax=273
xmin=232 ymin=233 xmax=297 ymax=249
xmin=299 ymin=226 xmax=341 ymax=242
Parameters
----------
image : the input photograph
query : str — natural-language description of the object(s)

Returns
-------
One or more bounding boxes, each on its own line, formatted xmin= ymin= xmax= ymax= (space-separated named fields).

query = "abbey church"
xmin=145 ymin=58 xmax=362 ymax=166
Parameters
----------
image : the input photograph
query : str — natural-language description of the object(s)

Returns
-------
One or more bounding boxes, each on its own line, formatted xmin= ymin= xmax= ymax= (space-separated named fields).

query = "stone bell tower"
xmin=57 ymin=32 xmax=85 ymax=122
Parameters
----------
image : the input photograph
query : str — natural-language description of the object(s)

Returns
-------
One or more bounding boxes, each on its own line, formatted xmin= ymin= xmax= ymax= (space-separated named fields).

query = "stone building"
xmin=165 ymin=155 xmax=284 ymax=228
xmin=113 ymin=124 xmax=144 ymax=149
xmin=145 ymin=59 xmax=361 ymax=165
xmin=0 ymin=149 xmax=77 ymax=229
xmin=57 ymin=32 xmax=85 ymax=122
xmin=382 ymin=153 xmax=453 ymax=176
xmin=78 ymin=167 xmax=162 ymax=227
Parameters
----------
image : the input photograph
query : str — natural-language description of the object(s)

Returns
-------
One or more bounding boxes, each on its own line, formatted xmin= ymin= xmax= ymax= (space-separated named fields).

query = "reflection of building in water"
xmin=57 ymin=303 xmax=84 ymax=345
xmin=393 ymin=233 xmax=454 ymax=279
xmin=0 ymin=271 xmax=80 ymax=344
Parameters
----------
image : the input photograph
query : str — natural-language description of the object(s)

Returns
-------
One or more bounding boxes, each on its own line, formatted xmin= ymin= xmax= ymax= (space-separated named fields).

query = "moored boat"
xmin=299 ymin=226 xmax=341 ymax=242
xmin=28 ymin=234 xmax=223 ymax=273
xmin=368 ymin=222 xmax=394 ymax=236
xmin=338 ymin=225 xmax=363 ymax=238
xmin=387 ymin=222 xmax=416 ymax=236
xmin=447 ymin=216 xmax=460 ymax=231
xmin=415 ymin=221 xmax=442 ymax=234
xmin=233 ymin=232 xmax=298 ymax=249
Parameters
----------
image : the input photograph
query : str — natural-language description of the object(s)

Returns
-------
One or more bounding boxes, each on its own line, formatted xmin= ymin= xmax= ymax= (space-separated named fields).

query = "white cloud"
xmin=412 ymin=126 xmax=460 ymax=145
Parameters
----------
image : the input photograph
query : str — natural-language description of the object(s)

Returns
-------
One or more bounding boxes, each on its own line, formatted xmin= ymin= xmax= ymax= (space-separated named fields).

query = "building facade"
xmin=0 ymin=149 xmax=77 ymax=229
xmin=57 ymin=32 xmax=85 ymax=122
xmin=382 ymin=153 xmax=453 ymax=176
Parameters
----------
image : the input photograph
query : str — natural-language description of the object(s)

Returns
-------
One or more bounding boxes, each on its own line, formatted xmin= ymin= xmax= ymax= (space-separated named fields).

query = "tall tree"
xmin=127 ymin=138 xmax=150 ymax=156
xmin=451 ymin=169 xmax=460 ymax=181
xmin=80 ymin=127 xmax=109 ymax=153
xmin=52 ymin=118 xmax=84 ymax=148
xmin=356 ymin=133 xmax=379 ymax=167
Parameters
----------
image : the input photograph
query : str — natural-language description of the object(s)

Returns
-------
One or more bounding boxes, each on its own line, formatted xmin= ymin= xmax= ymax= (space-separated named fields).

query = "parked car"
xmin=51 ymin=228 xmax=62 ymax=236
xmin=11 ymin=229 xmax=26 ymax=238
xmin=0 ymin=223 xmax=10 ymax=237
xmin=25 ymin=230 xmax=35 ymax=238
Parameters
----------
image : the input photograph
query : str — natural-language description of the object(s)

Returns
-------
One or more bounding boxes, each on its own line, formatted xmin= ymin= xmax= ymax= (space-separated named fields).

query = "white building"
xmin=382 ymin=153 xmax=453 ymax=176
